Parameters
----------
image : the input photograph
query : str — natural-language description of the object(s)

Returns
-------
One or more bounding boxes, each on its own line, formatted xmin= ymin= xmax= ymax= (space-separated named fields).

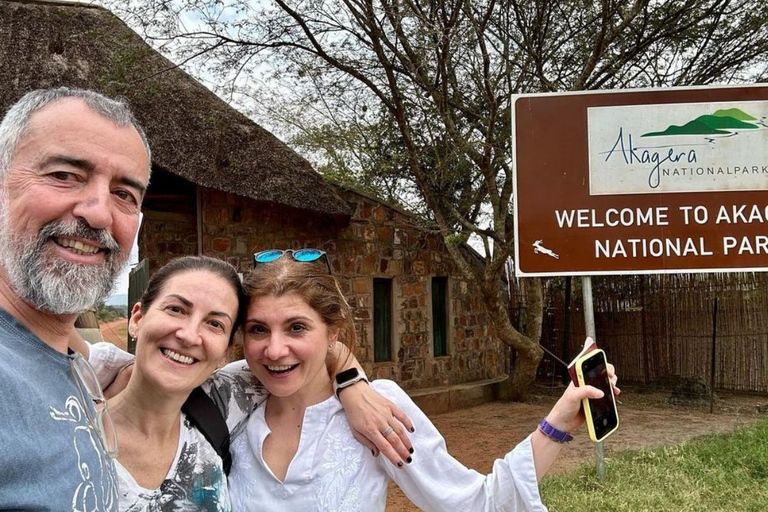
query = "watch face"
xmin=335 ymin=367 xmax=360 ymax=385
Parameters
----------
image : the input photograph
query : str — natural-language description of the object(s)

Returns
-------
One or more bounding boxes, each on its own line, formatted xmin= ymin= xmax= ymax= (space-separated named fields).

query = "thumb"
xmin=578 ymin=385 xmax=605 ymax=400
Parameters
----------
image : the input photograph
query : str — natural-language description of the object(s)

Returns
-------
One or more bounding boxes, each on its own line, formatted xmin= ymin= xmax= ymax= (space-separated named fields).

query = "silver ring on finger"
xmin=381 ymin=426 xmax=394 ymax=437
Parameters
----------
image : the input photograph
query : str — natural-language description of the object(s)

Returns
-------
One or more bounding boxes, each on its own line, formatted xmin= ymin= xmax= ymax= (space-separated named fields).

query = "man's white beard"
xmin=0 ymin=209 xmax=126 ymax=315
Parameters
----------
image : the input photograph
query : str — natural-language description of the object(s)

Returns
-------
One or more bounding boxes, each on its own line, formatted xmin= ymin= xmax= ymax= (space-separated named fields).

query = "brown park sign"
xmin=513 ymin=84 xmax=768 ymax=277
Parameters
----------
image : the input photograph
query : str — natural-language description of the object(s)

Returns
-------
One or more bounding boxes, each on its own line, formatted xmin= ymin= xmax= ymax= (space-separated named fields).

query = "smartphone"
xmin=574 ymin=349 xmax=619 ymax=442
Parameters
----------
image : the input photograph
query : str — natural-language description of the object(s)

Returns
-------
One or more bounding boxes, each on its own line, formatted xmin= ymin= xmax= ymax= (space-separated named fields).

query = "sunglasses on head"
xmin=253 ymin=248 xmax=332 ymax=274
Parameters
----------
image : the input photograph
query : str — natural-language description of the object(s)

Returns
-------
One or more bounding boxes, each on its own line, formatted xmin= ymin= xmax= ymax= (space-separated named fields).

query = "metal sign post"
xmin=581 ymin=276 xmax=606 ymax=478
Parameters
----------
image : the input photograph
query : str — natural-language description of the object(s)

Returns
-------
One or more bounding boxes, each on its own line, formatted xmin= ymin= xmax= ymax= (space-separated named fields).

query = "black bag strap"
xmin=182 ymin=386 xmax=232 ymax=476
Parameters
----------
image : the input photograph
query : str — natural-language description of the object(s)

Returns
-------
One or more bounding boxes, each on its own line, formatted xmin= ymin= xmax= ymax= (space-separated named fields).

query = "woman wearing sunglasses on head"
xmin=74 ymin=255 xmax=413 ymax=511
xmin=227 ymin=249 xmax=620 ymax=511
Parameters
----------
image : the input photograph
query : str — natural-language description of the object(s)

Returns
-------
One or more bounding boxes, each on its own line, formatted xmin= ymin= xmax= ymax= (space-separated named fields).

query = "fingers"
xmin=391 ymin=422 xmax=413 ymax=459
xmin=104 ymin=362 xmax=133 ymax=399
xmin=350 ymin=431 xmax=378 ymax=457
xmin=386 ymin=403 xmax=415 ymax=458
xmin=389 ymin=402 xmax=415 ymax=435
xmin=548 ymin=362 xmax=622 ymax=432
xmin=374 ymin=422 xmax=413 ymax=468
xmin=605 ymin=363 xmax=621 ymax=395
xmin=339 ymin=383 xmax=414 ymax=467
xmin=577 ymin=384 xmax=622 ymax=404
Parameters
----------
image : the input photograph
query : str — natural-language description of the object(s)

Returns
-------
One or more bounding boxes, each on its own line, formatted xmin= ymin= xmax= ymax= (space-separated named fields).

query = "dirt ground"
xmin=385 ymin=384 xmax=768 ymax=511
xmin=99 ymin=318 xmax=128 ymax=348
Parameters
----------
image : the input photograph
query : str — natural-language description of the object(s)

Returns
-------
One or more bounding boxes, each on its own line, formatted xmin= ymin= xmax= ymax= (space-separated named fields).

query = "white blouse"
xmin=228 ymin=380 xmax=547 ymax=512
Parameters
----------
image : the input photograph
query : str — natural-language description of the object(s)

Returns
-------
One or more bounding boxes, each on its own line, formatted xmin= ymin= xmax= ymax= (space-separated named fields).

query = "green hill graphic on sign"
xmin=712 ymin=108 xmax=757 ymax=121
xmin=642 ymin=109 xmax=759 ymax=137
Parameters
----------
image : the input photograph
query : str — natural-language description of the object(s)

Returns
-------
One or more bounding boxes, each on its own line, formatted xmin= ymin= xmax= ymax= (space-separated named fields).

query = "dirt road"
xmin=99 ymin=318 xmax=128 ymax=348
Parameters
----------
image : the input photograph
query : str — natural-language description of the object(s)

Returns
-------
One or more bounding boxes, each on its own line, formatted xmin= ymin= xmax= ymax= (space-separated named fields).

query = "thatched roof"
xmin=0 ymin=0 xmax=351 ymax=217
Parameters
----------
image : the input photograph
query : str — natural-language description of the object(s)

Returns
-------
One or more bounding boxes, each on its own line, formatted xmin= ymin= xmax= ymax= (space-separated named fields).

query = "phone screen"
xmin=581 ymin=352 xmax=618 ymax=440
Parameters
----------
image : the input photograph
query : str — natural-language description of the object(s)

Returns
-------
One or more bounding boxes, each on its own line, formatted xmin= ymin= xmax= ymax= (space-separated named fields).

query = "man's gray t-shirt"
xmin=0 ymin=307 xmax=118 ymax=511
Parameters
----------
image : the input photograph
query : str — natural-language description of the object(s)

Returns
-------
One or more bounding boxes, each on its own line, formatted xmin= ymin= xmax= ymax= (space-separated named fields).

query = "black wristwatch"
xmin=333 ymin=368 xmax=369 ymax=398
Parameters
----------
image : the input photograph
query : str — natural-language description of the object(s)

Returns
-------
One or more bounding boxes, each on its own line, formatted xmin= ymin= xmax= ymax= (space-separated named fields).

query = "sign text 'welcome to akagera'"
xmin=513 ymin=85 xmax=768 ymax=276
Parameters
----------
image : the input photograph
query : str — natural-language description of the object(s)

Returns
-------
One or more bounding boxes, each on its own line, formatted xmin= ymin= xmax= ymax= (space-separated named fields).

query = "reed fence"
xmin=512 ymin=273 xmax=768 ymax=394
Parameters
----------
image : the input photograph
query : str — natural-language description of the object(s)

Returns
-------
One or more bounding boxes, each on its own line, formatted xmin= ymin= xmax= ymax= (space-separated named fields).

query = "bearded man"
xmin=0 ymin=88 xmax=150 ymax=510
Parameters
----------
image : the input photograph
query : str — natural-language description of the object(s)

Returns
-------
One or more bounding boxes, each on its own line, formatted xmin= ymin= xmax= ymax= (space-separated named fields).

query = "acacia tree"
xmin=116 ymin=0 xmax=768 ymax=399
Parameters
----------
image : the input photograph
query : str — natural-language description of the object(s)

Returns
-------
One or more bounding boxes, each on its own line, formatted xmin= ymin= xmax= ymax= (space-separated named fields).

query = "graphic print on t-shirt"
xmin=118 ymin=416 xmax=230 ymax=512
xmin=50 ymin=395 xmax=118 ymax=511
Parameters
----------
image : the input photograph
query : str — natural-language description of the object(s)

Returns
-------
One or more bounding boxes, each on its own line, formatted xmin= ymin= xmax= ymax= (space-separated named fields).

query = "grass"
xmin=540 ymin=419 xmax=768 ymax=512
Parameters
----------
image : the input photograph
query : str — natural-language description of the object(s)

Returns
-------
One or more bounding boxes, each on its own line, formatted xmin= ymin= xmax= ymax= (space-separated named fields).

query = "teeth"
xmin=162 ymin=349 xmax=195 ymax=365
xmin=55 ymin=237 xmax=100 ymax=255
xmin=267 ymin=365 xmax=295 ymax=372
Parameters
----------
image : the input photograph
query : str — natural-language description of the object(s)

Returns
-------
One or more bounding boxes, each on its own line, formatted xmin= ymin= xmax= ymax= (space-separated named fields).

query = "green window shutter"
xmin=373 ymin=278 xmax=392 ymax=362
xmin=432 ymin=277 xmax=448 ymax=357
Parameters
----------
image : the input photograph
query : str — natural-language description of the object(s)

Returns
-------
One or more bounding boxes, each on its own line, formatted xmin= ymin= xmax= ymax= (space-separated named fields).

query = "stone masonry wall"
xmin=140 ymin=186 xmax=507 ymax=391
xmin=139 ymin=210 xmax=197 ymax=274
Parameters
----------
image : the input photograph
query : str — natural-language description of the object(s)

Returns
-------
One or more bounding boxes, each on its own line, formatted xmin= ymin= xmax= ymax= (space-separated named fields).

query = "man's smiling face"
xmin=0 ymin=98 xmax=149 ymax=314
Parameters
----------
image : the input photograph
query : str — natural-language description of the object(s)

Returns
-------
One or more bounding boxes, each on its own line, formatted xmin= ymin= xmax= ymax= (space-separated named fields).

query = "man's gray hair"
xmin=0 ymin=87 xmax=152 ymax=181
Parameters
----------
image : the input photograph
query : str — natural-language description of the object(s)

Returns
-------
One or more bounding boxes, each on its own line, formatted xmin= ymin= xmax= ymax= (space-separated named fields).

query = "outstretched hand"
xmin=338 ymin=382 xmax=415 ymax=467
xmin=545 ymin=363 xmax=620 ymax=433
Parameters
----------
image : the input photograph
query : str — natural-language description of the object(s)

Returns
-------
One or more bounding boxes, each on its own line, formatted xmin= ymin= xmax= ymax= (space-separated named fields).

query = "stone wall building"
xmin=2 ymin=0 xmax=508 ymax=401
xmin=140 ymin=177 xmax=508 ymax=391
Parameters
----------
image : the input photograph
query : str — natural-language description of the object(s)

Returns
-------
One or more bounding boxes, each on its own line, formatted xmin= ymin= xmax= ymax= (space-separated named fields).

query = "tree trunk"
xmin=521 ymin=278 xmax=544 ymax=342
xmin=507 ymin=341 xmax=543 ymax=401
xmin=482 ymin=279 xmax=544 ymax=402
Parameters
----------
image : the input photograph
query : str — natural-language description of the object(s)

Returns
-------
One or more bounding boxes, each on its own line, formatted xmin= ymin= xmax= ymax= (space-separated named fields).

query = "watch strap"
xmin=538 ymin=418 xmax=573 ymax=443
xmin=333 ymin=374 xmax=369 ymax=399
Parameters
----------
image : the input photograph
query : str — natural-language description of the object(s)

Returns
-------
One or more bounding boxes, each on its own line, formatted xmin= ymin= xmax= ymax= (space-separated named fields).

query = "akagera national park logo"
xmin=597 ymin=106 xmax=768 ymax=191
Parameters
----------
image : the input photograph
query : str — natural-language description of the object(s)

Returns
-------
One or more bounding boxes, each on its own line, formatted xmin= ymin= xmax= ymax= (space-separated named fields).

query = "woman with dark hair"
xmin=227 ymin=249 xmax=620 ymax=511
xmin=109 ymin=256 xmax=247 ymax=510
xmin=76 ymin=255 xmax=412 ymax=511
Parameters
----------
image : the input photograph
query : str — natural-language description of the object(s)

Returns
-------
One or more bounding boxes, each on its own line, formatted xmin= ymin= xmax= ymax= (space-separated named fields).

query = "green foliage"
xmin=292 ymin=105 xmax=481 ymax=223
xmin=445 ymin=233 xmax=469 ymax=246
xmin=290 ymin=111 xmax=419 ymax=210
xmin=113 ymin=0 xmax=768 ymax=259
xmin=541 ymin=420 xmax=768 ymax=511
xmin=96 ymin=302 xmax=128 ymax=323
